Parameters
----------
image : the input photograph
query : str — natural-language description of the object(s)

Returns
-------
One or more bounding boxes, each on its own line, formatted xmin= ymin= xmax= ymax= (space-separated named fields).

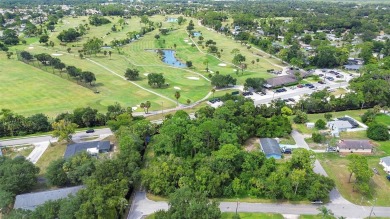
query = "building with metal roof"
xmin=259 ymin=138 xmax=282 ymax=159
xmin=64 ymin=141 xmax=111 ymax=159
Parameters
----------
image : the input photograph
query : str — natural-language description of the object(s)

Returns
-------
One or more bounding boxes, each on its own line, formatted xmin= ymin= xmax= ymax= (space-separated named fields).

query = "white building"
xmin=380 ymin=156 xmax=390 ymax=174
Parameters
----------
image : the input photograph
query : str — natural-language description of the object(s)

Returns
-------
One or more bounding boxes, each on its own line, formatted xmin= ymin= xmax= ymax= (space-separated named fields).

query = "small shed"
xmin=380 ymin=156 xmax=390 ymax=174
xmin=306 ymin=122 xmax=315 ymax=128
xmin=259 ymin=138 xmax=282 ymax=159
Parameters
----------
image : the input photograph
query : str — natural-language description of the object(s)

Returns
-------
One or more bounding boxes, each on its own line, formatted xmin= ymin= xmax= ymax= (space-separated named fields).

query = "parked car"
xmin=86 ymin=129 xmax=95 ymax=133
xmin=242 ymin=92 xmax=253 ymax=96
xmin=387 ymin=175 xmax=390 ymax=181
xmin=319 ymin=74 xmax=324 ymax=77
xmin=318 ymin=81 xmax=326 ymax=84
xmin=288 ymin=98 xmax=295 ymax=102
xmin=284 ymin=148 xmax=292 ymax=154
xmin=297 ymin=84 xmax=304 ymax=88
xmin=275 ymin=88 xmax=287 ymax=93
xmin=311 ymin=200 xmax=323 ymax=204
xmin=326 ymin=77 xmax=334 ymax=81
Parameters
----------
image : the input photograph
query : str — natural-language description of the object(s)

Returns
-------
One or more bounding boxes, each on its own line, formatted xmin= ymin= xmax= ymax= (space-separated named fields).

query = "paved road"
xmin=0 ymin=128 xmax=113 ymax=147
xmin=128 ymin=191 xmax=390 ymax=219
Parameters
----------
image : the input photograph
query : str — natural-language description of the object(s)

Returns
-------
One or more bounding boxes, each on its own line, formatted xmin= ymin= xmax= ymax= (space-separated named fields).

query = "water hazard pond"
xmin=147 ymin=49 xmax=187 ymax=68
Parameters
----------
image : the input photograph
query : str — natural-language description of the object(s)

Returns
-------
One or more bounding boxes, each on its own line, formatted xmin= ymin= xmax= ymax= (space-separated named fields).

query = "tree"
xmin=315 ymin=119 xmax=326 ymax=129
xmin=20 ymin=51 xmax=33 ymax=61
xmin=83 ymin=37 xmax=103 ymax=56
xmin=46 ymin=158 xmax=68 ymax=187
xmin=0 ymin=156 xmax=39 ymax=195
xmin=57 ymin=28 xmax=81 ymax=42
xmin=174 ymin=91 xmax=181 ymax=106
xmin=293 ymin=110 xmax=308 ymax=124
xmin=347 ymin=154 xmax=373 ymax=194
xmin=144 ymin=101 xmax=151 ymax=114
xmin=154 ymin=34 xmax=160 ymax=40
xmin=367 ymin=123 xmax=389 ymax=141
xmin=154 ymin=187 xmax=221 ymax=219
xmin=317 ymin=206 xmax=334 ymax=219
xmin=51 ymin=119 xmax=78 ymax=142
xmin=147 ymin=73 xmax=166 ymax=88
xmin=244 ymin=77 xmax=266 ymax=92
xmin=0 ymin=189 xmax=14 ymax=214
xmin=124 ymin=68 xmax=139 ymax=80
xmin=39 ymin=35 xmax=49 ymax=44
xmin=81 ymin=71 xmax=96 ymax=85
xmin=186 ymin=61 xmax=193 ymax=68
xmin=312 ymin=133 xmax=326 ymax=143
xmin=324 ymin=113 xmax=332 ymax=121
xmin=211 ymin=74 xmax=237 ymax=88
xmin=211 ymin=88 xmax=216 ymax=98
xmin=232 ymin=53 xmax=246 ymax=73
xmin=6 ymin=52 xmax=13 ymax=59
xmin=108 ymin=51 xmax=112 ymax=58
xmin=2 ymin=29 xmax=19 ymax=45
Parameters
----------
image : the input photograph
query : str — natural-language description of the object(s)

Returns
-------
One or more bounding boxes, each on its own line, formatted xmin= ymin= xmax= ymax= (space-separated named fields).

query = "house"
xmin=344 ymin=64 xmax=362 ymax=71
xmin=336 ymin=140 xmax=373 ymax=153
xmin=14 ymin=186 xmax=83 ymax=210
xmin=64 ymin=141 xmax=111 ymax=158
xmin=259 ymin=138 xmax=282 ymax=159
xmin=379 ymin=156 xmax=390 ymax=174
xmin=327 ymin=120 xmax=353 ymax=132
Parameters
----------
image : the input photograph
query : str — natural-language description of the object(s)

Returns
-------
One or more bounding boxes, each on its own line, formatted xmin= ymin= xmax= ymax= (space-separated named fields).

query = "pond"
xmin=193 ymin=32 xmax=202 ymax=37
xmin=167 ymin=17 xmax=178 ymax=22
xmin=148 ymin=49 xmax=187 ymax=68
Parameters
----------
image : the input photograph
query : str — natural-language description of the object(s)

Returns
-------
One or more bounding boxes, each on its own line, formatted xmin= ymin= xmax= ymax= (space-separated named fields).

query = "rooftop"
xmin=64 ymin=141 xmax=110 ymax=158
xmin=14 ymin=186 xmax=83 ymax=210
xmin=266 ymin=75 xmax=297 ymax=88
xmin=327 ymin=120 xmax=353 ymax=130
xmin=259 ymin=138 xmax=282 ymax=157
xmin=337 ymin=140 xmax=373 ymax=150
xmin=380 ymin=156 xmax=390 ymax=166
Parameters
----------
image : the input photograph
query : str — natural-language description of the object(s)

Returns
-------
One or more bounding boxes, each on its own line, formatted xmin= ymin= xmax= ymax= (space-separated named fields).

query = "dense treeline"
xmin=6 ymin=119 xmax=154 ymax=219
xmin=0 ymin=103 xmax=130 ymax=138
xmin=0 ymin=157 xmax=39 ymax=214
xmin=142 ymin=100 xmax=333 ymax=201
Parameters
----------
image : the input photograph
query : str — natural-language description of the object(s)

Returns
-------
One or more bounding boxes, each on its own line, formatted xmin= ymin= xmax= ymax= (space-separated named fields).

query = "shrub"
xmin=315 ymin=119 xmax=326 ymax=129
xmin=312 ymin=132 xmax=326 ymax=143
xmin=367 ymin=123 xmax=389 ymax=141
xmin=361 ymin=110 xmax=376 ymax=124
xmin=293 ymin=110 xmax=308 ymax=124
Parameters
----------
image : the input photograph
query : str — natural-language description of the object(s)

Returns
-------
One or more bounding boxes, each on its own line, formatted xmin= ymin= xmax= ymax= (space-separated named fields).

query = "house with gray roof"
xmin=14 ymin=186 xmax=83 ymax=210
xmin=64 ymin=141 xmax=111 ymax=158
xmin=336 ymin=140 xmax=373 ymax=154
xmin=259 ymin=138 xmax=282 ymax=159
xmin=265 ymin=75 xmax=297 ymax=88
xmin=380 ymin=156 xmax=390 ymax=174
xmin=327 ymin=120 xmax=353 ymax=136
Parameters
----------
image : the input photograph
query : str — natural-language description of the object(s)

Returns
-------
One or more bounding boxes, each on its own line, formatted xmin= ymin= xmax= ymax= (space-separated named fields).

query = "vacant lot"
xmin=35 ymin=141 xmax=67 ymax=174
xmin=317 ymin=153 xmax=390 ymax=206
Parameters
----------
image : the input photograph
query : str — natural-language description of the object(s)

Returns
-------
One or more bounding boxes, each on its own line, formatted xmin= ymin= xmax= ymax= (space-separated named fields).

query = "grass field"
xmin=317 ymin=153 xmax=390 ymax=206
xmin=5 ymin=14 xmax=283 ymax=116
xmin=146 ymin=212 xmax=285 ymax=219
xmin=35 ymin=141 xmax=67 ymax=174
xmin=375 ymin=113 xmax=390 ymax=126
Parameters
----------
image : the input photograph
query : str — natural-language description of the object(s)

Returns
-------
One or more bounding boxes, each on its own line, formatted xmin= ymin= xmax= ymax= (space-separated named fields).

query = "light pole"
xmin=368 ymin=198 xmax=377 ymax=219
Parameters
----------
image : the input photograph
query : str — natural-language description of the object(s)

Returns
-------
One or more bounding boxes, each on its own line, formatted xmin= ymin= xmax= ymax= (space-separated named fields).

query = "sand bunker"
xmin=143 ymin=73 xmax=149 ymax=76
xmin=28 ymin=47 xmax=34 ymax=49
xmin=184 ymin=39 xmax=189 ymax=42
xmin=187 ymin=77 xmax=199 ymax=80
xmin=218 ymin=63 xmax=227 ymax=67
xmin=188 ymin=43 xmax=192 ymax=45
xmin=233 ymin=69 xmax=237 ymax=72
xmin=132 ymin=107 xmax=137 ymax=111
xmin=209 ymin=70 xmax=214 ymax=73
xmin=52 ymin=53 xmax=63 ymax=56
xmin=174 ymin=86 xmax=181 ymax=90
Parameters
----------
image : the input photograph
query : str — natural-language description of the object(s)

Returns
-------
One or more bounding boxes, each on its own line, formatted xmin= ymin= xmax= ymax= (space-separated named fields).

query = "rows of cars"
xmin=208 ymin=98 xmax=221 ymax=104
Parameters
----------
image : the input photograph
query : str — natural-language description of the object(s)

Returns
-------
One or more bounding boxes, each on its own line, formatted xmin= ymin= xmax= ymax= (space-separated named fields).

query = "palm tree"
xmin=317 ymin=206 xmax=334 ymax=219
xmin=174 ymin=91 xmax=181 ymax=106
xmin=145 ymin=101 xmax=151 ymax=113
xmin=211 ymin=88 xmax=216 ymax=98
xmin=140 ymin=102 xmax=146 ymax=113
xmin=203 ymin=59 xmax=209 ymax=72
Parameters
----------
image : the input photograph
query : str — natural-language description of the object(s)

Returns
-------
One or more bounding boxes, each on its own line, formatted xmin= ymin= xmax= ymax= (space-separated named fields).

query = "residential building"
xmin=379 ymin=156 xmax=390 ymax=174
xmin=259 ymin=138 xmax=282 ymax=159
xmin=336 ymin=139 xmax=373 ymax=153
xmin=64 ymin=141 xmax=111 ymax=158
xmin=14 ymin=186 xmax=83 ymax=210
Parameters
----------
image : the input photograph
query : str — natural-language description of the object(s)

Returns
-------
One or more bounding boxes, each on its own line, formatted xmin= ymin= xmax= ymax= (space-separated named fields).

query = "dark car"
xmin=326 ymin=77 xmax=334 ymax=81
xmin=288 ymin=98 xmax=295 ymax=102
xmin=86 ymin=129 xmax=95 ymax=133
xmin=318 ymin=81 xmax=326 ymax=84
xmin=284 ymin=148 xmax=292 ymax=154
xmin=318 ymin=74 xmax=324 ymax=77
xmin=297 ymin=84 xmax=304 ymax=88
xmin=386 ymin=175 xmax=390 ymax=181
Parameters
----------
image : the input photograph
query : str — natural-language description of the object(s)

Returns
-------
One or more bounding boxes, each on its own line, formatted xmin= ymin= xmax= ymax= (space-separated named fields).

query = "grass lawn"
xmin=35 ymin=141 xmax=67 ymax=174
xmin=306 ymin=109 xmax=367 ymax=123
xmin=317 ymin=153 xmax=390 ymax=206
xmin=375 ymin=113 xmax=390 ymax=126
xmin=299 ymin=215 xmax=323 ymax=219
xmin=279 ymin=135 xmax=296 ymax=145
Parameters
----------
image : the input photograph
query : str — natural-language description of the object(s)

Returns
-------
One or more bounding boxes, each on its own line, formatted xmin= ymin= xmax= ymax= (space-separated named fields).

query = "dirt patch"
xmin=244 ymin=137 xmax=259 ymax=152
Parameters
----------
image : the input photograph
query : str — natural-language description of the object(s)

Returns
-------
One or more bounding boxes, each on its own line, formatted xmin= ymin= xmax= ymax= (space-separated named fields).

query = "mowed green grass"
xmin=146 ymin=212 xmax=284 ymax=219
xmin=375 ymin=113 xmax=390 ymax=126
xmin=0 ymin=51 xmax=174 ymax=116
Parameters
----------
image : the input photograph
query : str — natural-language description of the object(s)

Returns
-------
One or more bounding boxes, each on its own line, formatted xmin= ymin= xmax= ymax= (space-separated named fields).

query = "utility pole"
xmin=368 ymin=198 xmax=377 ymax=219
